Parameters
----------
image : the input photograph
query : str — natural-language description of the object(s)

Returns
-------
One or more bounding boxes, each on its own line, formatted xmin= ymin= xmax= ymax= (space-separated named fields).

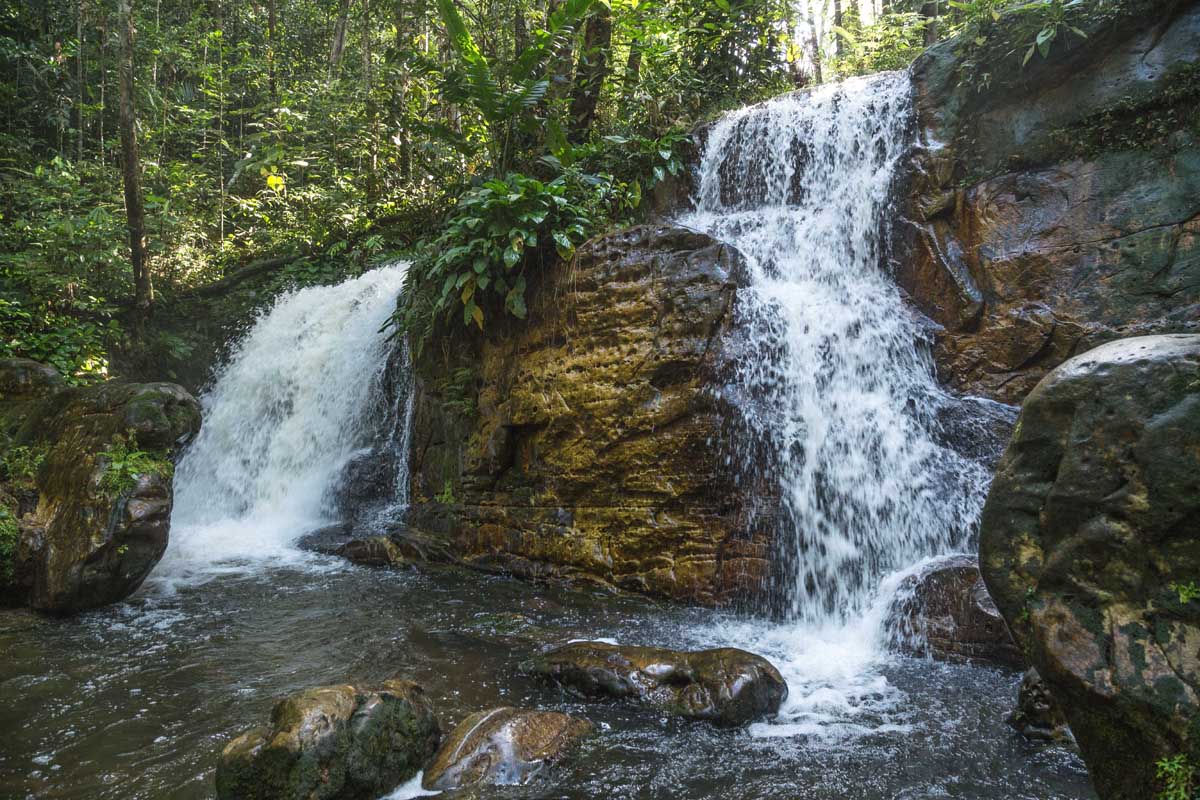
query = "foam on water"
xmin=680 ymin=72 xmax=1000 ymax=741
xmin=153 ymin=264 xmax=410 ymax=588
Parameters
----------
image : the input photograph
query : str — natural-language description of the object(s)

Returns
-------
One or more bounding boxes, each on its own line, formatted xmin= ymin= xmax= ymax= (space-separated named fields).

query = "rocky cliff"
xmin=899 ymin=0 xmax=1200 ymax=404
xmin=403 ymin=225 xmax=772 ymax=605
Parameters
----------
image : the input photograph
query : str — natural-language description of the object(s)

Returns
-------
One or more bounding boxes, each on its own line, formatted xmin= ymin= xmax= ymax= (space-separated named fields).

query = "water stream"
xmin=0 ymin=76 xmax=1092 ymax=800
xmin=679 ymin=72 xmax=1014 ymax=740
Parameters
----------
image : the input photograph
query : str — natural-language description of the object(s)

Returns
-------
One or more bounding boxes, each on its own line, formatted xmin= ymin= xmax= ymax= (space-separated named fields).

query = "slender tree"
xmin=118 ymin=0 xmax=153 ymax=322
xmin=568 ymin=2 xmax=611 ymax=141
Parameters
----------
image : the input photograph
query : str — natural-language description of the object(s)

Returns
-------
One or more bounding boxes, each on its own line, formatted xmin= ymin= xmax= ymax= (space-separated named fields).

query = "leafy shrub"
xmin=1 ymin=444 xmax=47 ymax=488
xmin=1156 ymin=754 xmax=1197 ymax=800
xmin=0 ymin=508 xmax=17 ymax=584
xmin=396 ymin=172 xmax=597 ymax=344
xmin=97 ymin=433 xmax=173 ymax=498
xmin=1171 ymin=581 xmax=1200 ymax=605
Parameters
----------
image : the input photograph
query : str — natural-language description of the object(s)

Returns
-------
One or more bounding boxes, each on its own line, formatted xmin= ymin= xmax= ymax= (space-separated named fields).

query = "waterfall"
xmin=154 ymin=264 xmax=411 ymax=585
xmin=681 ymin=72 xmax=1007 ymax=739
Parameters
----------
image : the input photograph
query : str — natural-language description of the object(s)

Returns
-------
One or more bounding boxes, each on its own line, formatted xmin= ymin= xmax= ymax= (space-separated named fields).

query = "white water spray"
xmin=681 ymin=72 xmax=1001 ymax=739
xmin=154 ymin=264 xmax=410 ymax=584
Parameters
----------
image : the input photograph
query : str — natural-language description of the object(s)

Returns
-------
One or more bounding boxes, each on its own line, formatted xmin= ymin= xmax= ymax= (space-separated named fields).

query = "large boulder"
xmin=898 ymin=1 xmax=1200 ymax=405
xmin=216 ymin=679 xmax=440 ymax=800
xmin=888 ymin=554 xmax=1022 ymax=667
xmin=422 ymin=707 xmax=592 ymax=791
xmin=979 ymin=335 xmax=1200 ymax=800
xmin=405 ymin=224 xmax=771 ymax=605
xmin=1 ymin=369 xmax=200 ymax=613
xmin=521 ymin=641 xmax=787 ymax=726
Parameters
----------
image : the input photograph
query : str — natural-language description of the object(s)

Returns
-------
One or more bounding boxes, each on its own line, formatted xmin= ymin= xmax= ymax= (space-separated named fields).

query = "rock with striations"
xmin=979 ymin=334 xmax=1200 ymax=800
xmin=888 ymin=554 xmax=1022 ymax=667
xmin=521 ymin=641 xmax=787 ymax=726
xmin=422 ymin=706 xmax=592 ymax=792
xmin=216 ymin=678 xmax=440 ymax=800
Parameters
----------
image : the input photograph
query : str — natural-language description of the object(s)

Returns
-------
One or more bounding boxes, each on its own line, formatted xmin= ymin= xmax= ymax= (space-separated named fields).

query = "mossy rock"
xmin=216 ymin=679 xmax=440 ymax=800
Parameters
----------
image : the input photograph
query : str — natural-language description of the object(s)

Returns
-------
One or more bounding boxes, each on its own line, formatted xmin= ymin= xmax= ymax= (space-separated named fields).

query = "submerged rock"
xmin=422 ymin=707 xmax=592 ymax=791
xmin=521 ymin=641 xmax=787 ymax=726
xmin=980 ymin=335 xmax=1200 ymax=800
xmin=1008 ymin=668 xmax=1071 ymax=744
xmin=888 ymin=554 xmax=1021 ymax=668
xmin=216 ymin=678 xmax=440 ymax=800
xmin=1 ymin=371 xmax=200 ymax=613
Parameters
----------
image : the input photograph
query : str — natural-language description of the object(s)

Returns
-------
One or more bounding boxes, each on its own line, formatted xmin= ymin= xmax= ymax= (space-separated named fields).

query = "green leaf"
xmin=503 ymin=246 xmax=521 ymax=268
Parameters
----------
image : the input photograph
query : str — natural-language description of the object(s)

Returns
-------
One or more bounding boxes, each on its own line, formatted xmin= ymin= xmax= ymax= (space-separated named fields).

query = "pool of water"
xmin=0 ymin=558 xmax=1095 ymax=800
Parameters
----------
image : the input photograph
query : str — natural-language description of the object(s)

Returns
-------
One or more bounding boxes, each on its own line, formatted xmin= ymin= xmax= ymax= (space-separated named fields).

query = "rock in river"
xmin=422 ymin=706 xmax=592 ymax=791
xmin=1008 ymin=668 xmax=1071 ymax=744
xmin=216 ymin=678 xmax=440 ymax=800
xmin=0 ymin=364 xmax=201 ymax=613
xmin=888 ymin=554 xmax=1022 ymax=668
xmin=980 ymin=334 xmax=1200 ymax=800
xmin=521 ymin=641 xmax=787 ymax=726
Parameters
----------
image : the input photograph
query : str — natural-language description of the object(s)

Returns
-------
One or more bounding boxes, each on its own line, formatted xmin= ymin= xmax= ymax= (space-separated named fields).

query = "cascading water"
xmin=681 ymin=72 xmax=1010 ymax=739
xmin=154 ymin=264 xmax=411 ymax=586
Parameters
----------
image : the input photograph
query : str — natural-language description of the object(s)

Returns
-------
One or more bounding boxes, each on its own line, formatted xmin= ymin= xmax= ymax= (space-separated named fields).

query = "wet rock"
xmin=335 ymin=536 xmax=407 ymax=567
xmin=1 ymin=373 xmax=200 ymax=613
xmin=1008 ymin=668 xmax=1071 ymax=743
xmin=406 ymin=224 xmax=772 ymax=606
xmin=888 ymin=555 xmax=1022 ymax=668
xmin=521 ymin=641 xmax=787 ymax=726
xmin=979 ymin=335 xmax=1200 ymax=800
xmin=216 ymin=678 xmax=440 ymax=800
xmin=899 ymin=4 xmax=1200 ymax=404
xmin=332 ymin=449 xmax=398 ymax=523
xmin=297 ymin=523 xmax=354 ymax=556
xmin=422 ymin=707 xmax=592 ymax=791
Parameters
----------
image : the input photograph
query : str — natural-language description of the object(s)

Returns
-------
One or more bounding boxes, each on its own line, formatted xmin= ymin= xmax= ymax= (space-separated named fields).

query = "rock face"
xmin=521 ymin=641 xmax=787 ymax=726
xmin=406 ymin=224 xmax=772 ymax=605
xmin=899 ymin=1 xmax=1200 ymax=404
xmin=422 ymin=707 xmax=592 ymax=791
xmin=0 ymin=362 xmax=200 ymax=613
xmin=216 ymin=679 xmax=440 ymax=800
xmin=1009 ymin=668 xmax=1072 ymax=743
xmin=979 ymin=335 xmax=1200 ymax=800
xmin=889 ymin=555 xmax=1022 ymax=667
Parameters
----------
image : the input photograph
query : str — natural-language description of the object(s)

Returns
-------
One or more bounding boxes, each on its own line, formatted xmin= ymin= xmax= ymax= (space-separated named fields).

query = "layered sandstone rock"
xmin=406 ymin=224 xmax=771 ymax=605
xmin=979 ymin=335 xmax=1200 ymax=799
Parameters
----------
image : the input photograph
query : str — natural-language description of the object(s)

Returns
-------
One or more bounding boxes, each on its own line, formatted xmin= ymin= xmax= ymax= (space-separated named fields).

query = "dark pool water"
xmin=0 ymin=559 xmax=1095 ymax=800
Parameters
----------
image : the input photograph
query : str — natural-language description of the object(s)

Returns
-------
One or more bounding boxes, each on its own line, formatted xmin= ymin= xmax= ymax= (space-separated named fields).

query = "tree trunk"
xmin=832 ymin=0 xmax=842 ymax=54
xmin=805 ymin=0 xmax=823 ymax=84
xmin=922 ymin=0 xmax=938 ymax=45
xmin=76 ymin=0 xmax=85 ymax=161
xmin=567 ymin=3 xmax=611 ymax=142
xmin=268 ymin=0 xmax=277 ymax=99
xmin=118 ymin=0 xmax=153 ymax=322
xmin=329 ymin=0 xmax=351 ymax=78
xmin=619 ymin=38 xmax=641 ymax=116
